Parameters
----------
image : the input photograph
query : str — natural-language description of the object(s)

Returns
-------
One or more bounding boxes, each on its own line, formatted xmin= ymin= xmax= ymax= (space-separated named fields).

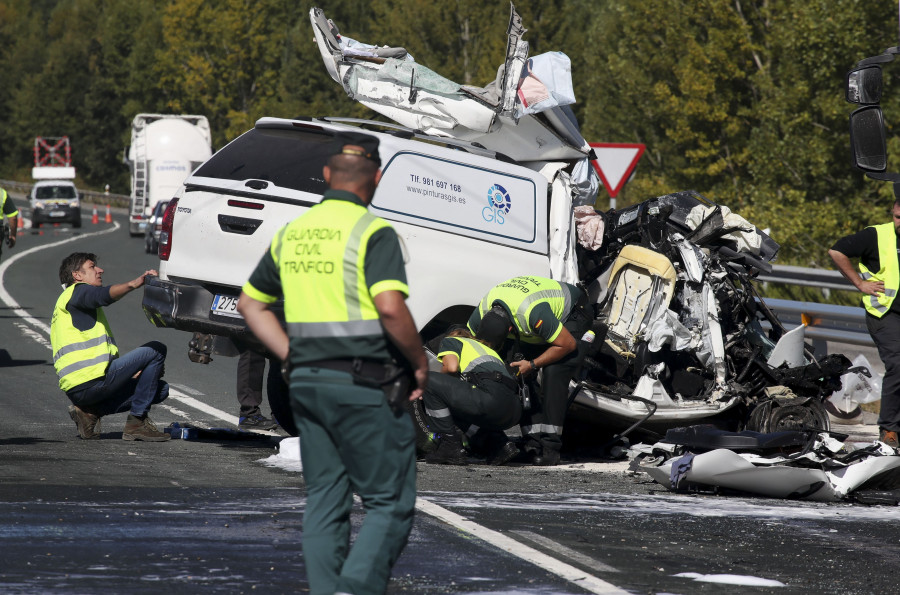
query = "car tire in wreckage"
xmin=746 ymin=396 xmax=830 ymax=433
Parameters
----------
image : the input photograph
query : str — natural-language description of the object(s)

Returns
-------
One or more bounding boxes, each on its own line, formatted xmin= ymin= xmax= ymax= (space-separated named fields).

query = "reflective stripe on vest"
xmin=276 ymin=200 xmax=390 ymax=339
xmin=50 ymin=284 xmax=119 ymax=391
xmin=455 ymin=337 xmax=505 ymax=375
xmin=479 ymin=277 xmax=573 ymax=338
xmin=859 ymin=222 xmax=900 ymax=317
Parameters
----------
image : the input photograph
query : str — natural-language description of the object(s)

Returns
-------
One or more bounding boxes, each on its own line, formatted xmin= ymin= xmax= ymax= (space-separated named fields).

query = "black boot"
xmin=424 ymin=430 xmax=467 ymax=465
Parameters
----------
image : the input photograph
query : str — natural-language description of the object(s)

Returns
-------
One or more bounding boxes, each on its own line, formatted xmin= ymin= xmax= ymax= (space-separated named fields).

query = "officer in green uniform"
xmin=467 ymin=275 xmax=591 ymax=466
xmin=238 ymin=131 xmax=428 ymax=595
xmin=422 ymin=328 xmax=521 ymax=465
xmin=830 ymin=199 xmax=900 ymax=448
xmin=0 ymin=186 xmax=19 ymax=258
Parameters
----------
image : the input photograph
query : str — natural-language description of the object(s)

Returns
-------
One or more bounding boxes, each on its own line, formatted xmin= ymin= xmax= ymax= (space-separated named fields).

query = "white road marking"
xmin=0 ymin=223 xmax=122 ymax=337
xmin=512 ymin=530 xmax=621 ymax=574
xmin=168 ymin=390 xmax=239 ymax=426
xmin=13 ymin=321 xmax=52 ymax=350
xmin=415 ymin=498 xmax=630 ymax=595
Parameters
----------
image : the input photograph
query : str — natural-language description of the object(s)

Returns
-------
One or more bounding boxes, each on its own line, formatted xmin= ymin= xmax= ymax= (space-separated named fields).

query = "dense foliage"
xmin=1 ymin=0 xmax=898 ymax=270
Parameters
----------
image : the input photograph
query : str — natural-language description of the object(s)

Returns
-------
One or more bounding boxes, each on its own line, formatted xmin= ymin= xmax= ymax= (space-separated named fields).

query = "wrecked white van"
xmin=141 ymin=5 xmax=859 ymax=442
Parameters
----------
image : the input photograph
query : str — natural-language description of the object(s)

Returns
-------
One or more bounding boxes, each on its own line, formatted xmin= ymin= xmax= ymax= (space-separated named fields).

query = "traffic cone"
xmin=17 ymin=216 xmax=23 ymax=230
xmin=91 ymin=206 xmax=99 ymax=224
xmin=104 ymin=204 xmax=112 ymax=223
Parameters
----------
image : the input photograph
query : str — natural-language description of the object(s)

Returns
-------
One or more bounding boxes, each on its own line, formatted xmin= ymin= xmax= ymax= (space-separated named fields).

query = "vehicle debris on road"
xmin=630 ymin=424 xmax=900 ymax=502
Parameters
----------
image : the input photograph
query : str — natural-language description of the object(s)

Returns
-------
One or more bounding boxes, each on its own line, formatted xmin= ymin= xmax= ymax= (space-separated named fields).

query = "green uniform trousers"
xmin=291 ymin=367 xmax=416 ymax=595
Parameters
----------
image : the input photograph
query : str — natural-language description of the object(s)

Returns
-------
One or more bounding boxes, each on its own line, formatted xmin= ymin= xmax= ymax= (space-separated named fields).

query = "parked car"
xmin=30 ymin=180 xmax=81 ymax=228
xmin=144 ymin=199 xmax=170 ymax=254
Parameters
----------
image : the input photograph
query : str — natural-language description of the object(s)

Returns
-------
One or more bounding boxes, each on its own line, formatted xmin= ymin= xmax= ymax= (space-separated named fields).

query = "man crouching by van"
xmin=51 ymin=252 xmax=171 ymax=441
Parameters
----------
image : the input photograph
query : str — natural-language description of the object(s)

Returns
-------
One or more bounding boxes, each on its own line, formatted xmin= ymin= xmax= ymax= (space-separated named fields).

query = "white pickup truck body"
xmin=143 ymin=116 xmax=580 ymax=358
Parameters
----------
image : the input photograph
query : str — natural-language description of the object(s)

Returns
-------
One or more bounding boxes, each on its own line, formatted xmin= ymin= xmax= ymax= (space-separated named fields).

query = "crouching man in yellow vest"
xmin=829 ymin=200 xmax=900 ymax=449
xmin=51 ymin=252 xmax=170 ymax=441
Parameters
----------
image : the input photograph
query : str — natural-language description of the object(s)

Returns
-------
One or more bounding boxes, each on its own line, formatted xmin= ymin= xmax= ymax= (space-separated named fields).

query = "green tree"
xmin=155 ymin=0 xmax=299 ymax=146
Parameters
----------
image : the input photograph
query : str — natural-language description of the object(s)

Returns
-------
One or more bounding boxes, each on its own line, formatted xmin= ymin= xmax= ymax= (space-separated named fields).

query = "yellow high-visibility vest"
xmin=51 ymin=284 xmax=119 ymax=391
xmin=446 ymin=337 xmax=507 ymax=375
xmin=859 ymin=222 xmax=900 ymax=317
xmin=477 ymin=276 xmax=575 ymax=342
xmin=274 ymin=199 xmax=392 ymax=342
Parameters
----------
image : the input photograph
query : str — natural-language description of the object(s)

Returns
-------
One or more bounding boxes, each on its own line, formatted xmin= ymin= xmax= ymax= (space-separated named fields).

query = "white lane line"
xmin=0 ymin=223 xmax=241 ymax=428
xmin=512 ymin=530 xmax=621 ymax=574
xmin=0 ymin=222 xmax=121 ymax=336
xmin=415 ymin=498 xmax=630 ymax=595
xmin=168 ymin=390 xmax=239 ymax=426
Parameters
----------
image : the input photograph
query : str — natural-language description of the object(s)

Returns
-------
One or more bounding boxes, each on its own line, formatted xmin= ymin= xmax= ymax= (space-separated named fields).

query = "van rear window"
xmin=35 ymin=185 xmax=76 ymax=199
xmin=193 ymin=127 xmax=332 ymax=195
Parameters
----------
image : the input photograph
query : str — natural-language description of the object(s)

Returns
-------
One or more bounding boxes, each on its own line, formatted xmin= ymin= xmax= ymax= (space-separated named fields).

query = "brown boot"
xmin=68 ymin=405 xmax=100 ymax=440
xmin=123 ymin=414 xmax=171 ymax=442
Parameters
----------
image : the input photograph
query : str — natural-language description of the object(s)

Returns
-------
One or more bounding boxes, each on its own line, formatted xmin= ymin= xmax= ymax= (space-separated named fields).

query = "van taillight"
xmin=158 ymin=197 xmax=178 ymax=260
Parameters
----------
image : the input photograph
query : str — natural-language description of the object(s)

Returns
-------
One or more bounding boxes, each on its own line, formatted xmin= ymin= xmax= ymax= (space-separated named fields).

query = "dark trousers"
xmin=518 ymin=299 xmax=592 ymax=455
xmin=68 ymin=341 xmax=168 ymax=418
xmin=236 ymin=349 xmax=294 ymax=433
xmin=290 ymin=367 xmax=416 ymax=595
xmin=236 ymin=350 xmax=266 ymax=417
xmin=867 ymin=312 xmax=900 ymax=432
xmin=421 ymin=371 xmax=521 ymax=436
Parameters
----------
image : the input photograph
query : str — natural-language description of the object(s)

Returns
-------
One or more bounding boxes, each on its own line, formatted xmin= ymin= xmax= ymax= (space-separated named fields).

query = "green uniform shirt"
xmin=243 ymin=190 xmax=408 ymax=366
xmin=467 ymin=276 xmax=583 ymax=344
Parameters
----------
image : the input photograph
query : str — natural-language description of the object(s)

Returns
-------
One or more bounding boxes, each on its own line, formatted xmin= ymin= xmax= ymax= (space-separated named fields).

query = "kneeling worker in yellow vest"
xmin=422 ymin=328 xmax=521 ymax=466
xmin=51 ymin=252 xmax=170 ymax=441
xmin=238 ymin=131 xmax=428 ymax=595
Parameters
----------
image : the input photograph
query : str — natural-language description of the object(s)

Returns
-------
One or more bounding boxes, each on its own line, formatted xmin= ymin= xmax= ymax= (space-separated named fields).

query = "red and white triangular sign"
xmin=589 ymin=143 xmax=645 ymax=198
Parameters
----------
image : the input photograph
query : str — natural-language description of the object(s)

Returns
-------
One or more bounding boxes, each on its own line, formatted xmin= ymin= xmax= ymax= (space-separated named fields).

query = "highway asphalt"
xmin=1 ymin=202 xmax=898 ymax=594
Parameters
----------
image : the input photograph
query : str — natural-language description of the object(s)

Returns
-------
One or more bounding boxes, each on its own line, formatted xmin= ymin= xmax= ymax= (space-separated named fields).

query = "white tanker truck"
xmin=125 ymin=114 xmax=212 ymax=236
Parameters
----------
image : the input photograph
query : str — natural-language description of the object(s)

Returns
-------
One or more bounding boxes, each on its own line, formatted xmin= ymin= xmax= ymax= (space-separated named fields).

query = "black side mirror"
xmin=849 ymin=105 xmax=887 ymax=172
xmin=846 ymin=65 xmax=883 ymax=104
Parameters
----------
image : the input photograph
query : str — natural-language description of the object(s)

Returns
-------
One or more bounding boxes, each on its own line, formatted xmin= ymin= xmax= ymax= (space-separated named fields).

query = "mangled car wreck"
xmin=308 ymin=5 xmax=865 ymax=442
xmin=568 ymin=192 xmax=859 ymax=439
xmin=144 ymin=4 xmax=879 ymax=479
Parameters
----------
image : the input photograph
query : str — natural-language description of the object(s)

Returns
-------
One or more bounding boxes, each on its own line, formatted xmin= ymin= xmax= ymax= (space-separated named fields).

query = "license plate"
xmin=50 ymin=211 xmax=66 ymax=217
xmin=138 ymin=222 xmax=148 ymax=231
xmin=210 ymin=294 xmax=242 ymax=318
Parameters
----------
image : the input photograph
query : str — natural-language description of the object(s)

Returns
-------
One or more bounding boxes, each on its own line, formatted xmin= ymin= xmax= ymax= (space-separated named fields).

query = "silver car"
xmin=144 ymin=200 xmax=170 ymax=254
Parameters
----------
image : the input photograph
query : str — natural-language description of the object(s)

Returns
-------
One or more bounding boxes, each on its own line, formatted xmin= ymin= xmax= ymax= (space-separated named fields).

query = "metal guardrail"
xmin=759 ymin=264 xmax=855 ymax=291
xmin=763 ymin=298 xmax=871 ymax=347
xmin=759 ymin=265 xmax=872 ymax=347
xmin=0 ymin=179 xmax=130 ymax=208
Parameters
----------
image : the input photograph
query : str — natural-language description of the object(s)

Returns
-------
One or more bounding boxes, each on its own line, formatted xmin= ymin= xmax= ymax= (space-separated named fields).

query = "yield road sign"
xmin=589 ymin=143 xmax=645 ymax=198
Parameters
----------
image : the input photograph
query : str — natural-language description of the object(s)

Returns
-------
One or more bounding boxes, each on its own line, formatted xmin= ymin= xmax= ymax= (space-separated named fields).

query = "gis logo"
xmin=482 ymin=184 xmax=511 ymax=224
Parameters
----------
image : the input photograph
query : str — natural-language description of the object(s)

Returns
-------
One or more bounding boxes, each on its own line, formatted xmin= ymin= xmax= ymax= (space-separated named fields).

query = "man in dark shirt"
xmin=829 ymin=200 xmax=900 ymax=448
xmin=50 ymin=252 xmax=170 ymax=441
